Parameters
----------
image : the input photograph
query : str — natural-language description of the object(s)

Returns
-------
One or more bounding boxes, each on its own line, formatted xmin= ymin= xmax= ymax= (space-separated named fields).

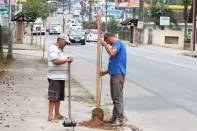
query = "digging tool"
xmin=63 ymin=63 xmax=77 ymax=128
xmin=91 ymin=11 xmax=105 ymax=121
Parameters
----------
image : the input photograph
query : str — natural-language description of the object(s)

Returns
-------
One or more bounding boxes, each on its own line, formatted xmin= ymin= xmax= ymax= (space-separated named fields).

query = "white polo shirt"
xmin=47 ymin=44 xmax=68 ymax=80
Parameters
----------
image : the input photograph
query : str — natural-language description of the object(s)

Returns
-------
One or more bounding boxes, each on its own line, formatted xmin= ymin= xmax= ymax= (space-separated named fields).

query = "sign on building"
xmin=0 ymin=4 xmax=9 ymax=17
xmin=19 ymin=3 xmax=22 ymax=12
xmin=116 ymin=0 xmax=139 ymax=8
xmin=137 ymin=21 xmax=144 ymax=29
xmin=160 ymin=16 xmax=170 ymax=26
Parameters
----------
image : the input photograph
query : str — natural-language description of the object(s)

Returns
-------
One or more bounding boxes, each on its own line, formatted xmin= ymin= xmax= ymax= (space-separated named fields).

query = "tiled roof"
xmin=11 ymin=12 xmax=36 ymax=22
xmin=120 ymin=18 xmax=138 ymax=26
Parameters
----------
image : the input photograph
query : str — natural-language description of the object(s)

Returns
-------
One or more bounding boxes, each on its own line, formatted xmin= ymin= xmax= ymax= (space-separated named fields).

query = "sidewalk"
xmin=0 ymin=54 xmax=106 ymax=131
xmin=3 ymin=42 xmax=43 ymax=51
xmin=0 ymin=53 xmax=135 ymax=131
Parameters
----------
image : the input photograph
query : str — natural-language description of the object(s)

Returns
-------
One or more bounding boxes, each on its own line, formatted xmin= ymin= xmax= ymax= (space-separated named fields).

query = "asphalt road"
xmin=64 ymin=43 xmax=197 ymax=131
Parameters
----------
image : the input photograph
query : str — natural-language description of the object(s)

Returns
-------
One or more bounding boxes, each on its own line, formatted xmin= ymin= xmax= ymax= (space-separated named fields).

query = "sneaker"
xmin=123 ymin=115 xmax=128 ymax=122
xmin=111 ymin=119 xmax=124 ymax=126
xmin=105 ymin=116 xmax=116 ymax=123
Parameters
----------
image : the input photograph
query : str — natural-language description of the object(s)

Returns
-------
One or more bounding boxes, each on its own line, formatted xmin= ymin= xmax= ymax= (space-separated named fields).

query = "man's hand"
xmin=100 ymin=68 xmax=108 ymax=76
xmin=66 ymin=57 xmax=73 ymax=63
xmin=101 ymin=40 xmax=107 ymax=46
xmin=52 ymin=57 xmax=73 ymax=65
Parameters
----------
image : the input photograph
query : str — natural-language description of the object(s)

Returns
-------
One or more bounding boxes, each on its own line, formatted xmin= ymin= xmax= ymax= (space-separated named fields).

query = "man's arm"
xmin=52 ymin=57 xmax=73 ymax=65
xmin=101 ymin=40 xmax=117 ymax=57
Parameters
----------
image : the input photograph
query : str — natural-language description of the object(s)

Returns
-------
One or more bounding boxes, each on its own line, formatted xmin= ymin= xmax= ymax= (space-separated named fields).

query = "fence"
xmin=1 ymin=26 xmax=10 ymax=45
xmin=118 ymin=28 xmax=132 ymax=43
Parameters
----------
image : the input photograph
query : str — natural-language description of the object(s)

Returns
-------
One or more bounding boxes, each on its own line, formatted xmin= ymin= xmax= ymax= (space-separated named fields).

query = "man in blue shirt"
xmin=100 ymin=33 xmax=127 ymax=126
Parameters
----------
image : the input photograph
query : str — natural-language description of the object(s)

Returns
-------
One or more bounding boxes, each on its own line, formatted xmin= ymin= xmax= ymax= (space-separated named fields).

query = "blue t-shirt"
xmin=108 ymin=40 xmax=127 ymax=75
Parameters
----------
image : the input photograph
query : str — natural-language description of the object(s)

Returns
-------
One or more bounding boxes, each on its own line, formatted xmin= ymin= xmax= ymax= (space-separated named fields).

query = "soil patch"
xmin=92 ymin=107 xmax=104 ymax=121
xmin=79 ymin=118 xmax=119 ymax=130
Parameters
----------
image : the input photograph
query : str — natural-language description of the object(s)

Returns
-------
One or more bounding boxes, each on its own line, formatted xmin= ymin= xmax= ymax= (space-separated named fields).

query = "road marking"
xmin=128 ymin=52 xmax=197 ymax=71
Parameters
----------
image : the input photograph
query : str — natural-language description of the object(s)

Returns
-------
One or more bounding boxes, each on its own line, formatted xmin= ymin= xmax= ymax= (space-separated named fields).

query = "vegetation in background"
xmin=145 ymin=4 xmax=177 ymax=28
xmin=182 ymin=0 xmax=192 ymax=43
xmin=23 ymin=0 xmax=48 ymax=20
xmin=145 ymin=0 xmax=192 ymax=5
xmin=47 ymin=3 xmax=58 ymax=13
xmin=107 ymin=18 xmax=119 ymax=33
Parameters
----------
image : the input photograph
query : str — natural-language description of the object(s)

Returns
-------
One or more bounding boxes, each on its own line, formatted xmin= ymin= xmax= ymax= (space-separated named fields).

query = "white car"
xmin=57 ymin=8 xmax=63 ymax=14
xmin=33 ymin=22 xmax=45 ymax=35
xmin=86 ymin=29 xmax=98 ymax=42
xmin=49 ymin=23 xmax=61 ymax=35
xmin=69 ymin=24 xmax=82 ymax=31
xmin=33 ymin=18 xmax=46 ymax=35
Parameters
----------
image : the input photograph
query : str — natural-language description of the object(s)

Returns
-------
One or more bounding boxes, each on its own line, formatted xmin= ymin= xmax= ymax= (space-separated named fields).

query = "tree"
xmin=23 ymin=0 xmax=48 ymax=20
xmin=182 ymin=0 xmax=192 ymax=43
xmin=48 ymin=3 xmax=58 ymax=13
xmin=107 ymin=18 xmax=119 ymax=33
xmin=147 ymin=4 xmax=177 ymax=27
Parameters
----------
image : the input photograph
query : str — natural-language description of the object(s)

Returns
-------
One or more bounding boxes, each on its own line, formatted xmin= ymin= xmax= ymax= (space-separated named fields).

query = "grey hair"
xmin=104 ymin=32 xmax=116 ymax=40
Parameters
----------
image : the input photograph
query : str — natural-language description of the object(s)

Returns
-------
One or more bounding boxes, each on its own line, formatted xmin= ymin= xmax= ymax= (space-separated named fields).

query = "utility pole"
xmin=105 ymin=0 xmax=107 ymax=32
xmin=0 ymin=26 xmax=3 ymax=60
xmin=31 ymin=23 xmax=33 ymax=45
xmin=62 ymin=0 xmax=65 ymax=33
xmin=138 ymin=0 xmax=144 ymax=44
xmin=192 ymin=0 xmax=196 ymax=51
xmin=69 ymin=0 xmax=71 ymax=14
xmin=7 ymin=0 xmax=13 ymax=59
xmin=89 ymin=0 xmax=92 ymax=23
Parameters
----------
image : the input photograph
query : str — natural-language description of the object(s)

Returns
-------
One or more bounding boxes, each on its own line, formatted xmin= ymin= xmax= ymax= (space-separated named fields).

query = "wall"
xmin=144 ymin=27 xmax=184 ymax=49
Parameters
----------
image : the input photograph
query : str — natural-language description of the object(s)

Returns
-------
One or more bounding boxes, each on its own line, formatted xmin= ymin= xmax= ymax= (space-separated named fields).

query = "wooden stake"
xmin=96 ymin=11 xmax=103 ymax=107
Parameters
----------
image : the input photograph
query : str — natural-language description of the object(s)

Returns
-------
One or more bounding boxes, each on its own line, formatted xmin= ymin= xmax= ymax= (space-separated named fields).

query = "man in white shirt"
xmin=47 ymin=34 xmax=73 ymax=122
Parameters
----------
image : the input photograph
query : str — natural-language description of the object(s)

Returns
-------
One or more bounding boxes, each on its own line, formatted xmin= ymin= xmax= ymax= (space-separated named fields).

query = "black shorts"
xmin=48 ymin=79 xmax=65 ymax=101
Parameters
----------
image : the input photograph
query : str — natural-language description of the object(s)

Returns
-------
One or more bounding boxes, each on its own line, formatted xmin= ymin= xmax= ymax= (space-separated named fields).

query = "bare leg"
xmin=54 ymin=101 xmax=64 ymax=119
xmin=48 ymin=100 xmax=55 ymax=121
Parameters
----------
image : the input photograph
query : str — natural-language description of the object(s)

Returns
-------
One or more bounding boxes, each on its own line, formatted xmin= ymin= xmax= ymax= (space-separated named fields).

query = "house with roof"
xmin=142 ymin=11 xmax=193 ymax=49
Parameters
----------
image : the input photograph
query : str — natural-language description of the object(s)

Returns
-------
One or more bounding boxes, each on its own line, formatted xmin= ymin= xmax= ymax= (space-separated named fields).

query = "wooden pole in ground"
xmin=40 ymin=28 xmax=42 ymax=47
xmin=96 ymin=11 xmax=103 ymax=108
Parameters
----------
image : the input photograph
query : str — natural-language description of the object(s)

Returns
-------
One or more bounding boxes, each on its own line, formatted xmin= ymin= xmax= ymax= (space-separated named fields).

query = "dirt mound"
xmin=79 ymin=118 xmax=119 ymax=130
xmin=92 ymin=107 xmax=104 ymax=121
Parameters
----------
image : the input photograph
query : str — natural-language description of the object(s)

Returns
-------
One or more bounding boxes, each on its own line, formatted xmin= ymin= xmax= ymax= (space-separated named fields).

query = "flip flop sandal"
xmin=54 ymin=115 xmax=64 ymax=120
xmin=48 ymin=118 xmax=59 ymax=123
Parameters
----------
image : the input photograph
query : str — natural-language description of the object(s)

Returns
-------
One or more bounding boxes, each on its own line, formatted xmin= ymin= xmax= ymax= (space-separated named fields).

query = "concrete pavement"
xmin=0 ymin=44 xmax=135 ymax=131
xmin=0 ymin=54 xmax=131 ymax=131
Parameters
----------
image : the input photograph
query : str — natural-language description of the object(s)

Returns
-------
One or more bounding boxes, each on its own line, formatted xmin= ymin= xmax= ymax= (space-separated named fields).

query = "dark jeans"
xmin=110 ymin=74 xmax=125 ymax=122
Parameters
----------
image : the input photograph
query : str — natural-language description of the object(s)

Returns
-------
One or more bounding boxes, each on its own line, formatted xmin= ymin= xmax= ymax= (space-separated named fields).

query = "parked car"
xmin=56 ymin=8 xmax=63 ymax=14
xmin=33 ymin=18 xmax=45 ymax=35
xmin=68 ymin=30 xmax=85 ymax=45
xmin=86 ymin=29 xmax=98 ymax=42
xmin=68 ymin=24 xmax=82 ymax=31
xmin=49 ymin=22 xmax=61 ymax=35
